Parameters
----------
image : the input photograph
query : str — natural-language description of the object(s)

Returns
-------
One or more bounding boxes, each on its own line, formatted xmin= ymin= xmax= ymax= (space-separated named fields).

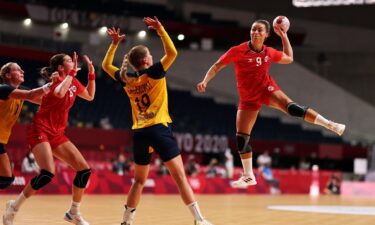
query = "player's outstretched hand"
xmin=68 ymin=51 xmax=78 ymax=77
xmin=197 ymin=81 xmax=207 ymax=93
xmin=143 ymin=16 xmax=162 ymax=30
xmin=83 ymin=55 xmax=95 ymax=74
xmin=107 ymin=27 xmax=126 ymax=45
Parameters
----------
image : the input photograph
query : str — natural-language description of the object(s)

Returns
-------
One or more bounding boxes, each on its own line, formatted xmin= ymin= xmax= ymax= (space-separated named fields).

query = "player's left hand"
xmin=274 ymin=26 xmax=287 ymax=38
xmin=144 ymin=16 xmax=162 ymax=30
xmin=83 ymin=55 xmax=95 ymax=74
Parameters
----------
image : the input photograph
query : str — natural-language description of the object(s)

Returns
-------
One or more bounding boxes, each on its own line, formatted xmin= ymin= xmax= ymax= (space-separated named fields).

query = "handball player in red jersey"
xmin=3 ymin=52 xmax=96 ymax=225
xmin=197 ymin=19 xmax=345 ymax=188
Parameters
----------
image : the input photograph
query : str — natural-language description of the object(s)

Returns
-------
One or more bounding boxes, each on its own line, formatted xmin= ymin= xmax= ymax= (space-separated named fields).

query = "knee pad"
xmin=0 ymin=176 xmax=15 ymax=189
xmin=0 ymin=144 xmax=5 ymax=154
xmin=31 ymin=169 xmax=54 ymax=190
xmin=287 ymin=102 xmax=308 ymax=118
xmin=73 ymin=169 xmax=91 ymax=188
xmin=236 ymin=133 xmax=252 ymax=154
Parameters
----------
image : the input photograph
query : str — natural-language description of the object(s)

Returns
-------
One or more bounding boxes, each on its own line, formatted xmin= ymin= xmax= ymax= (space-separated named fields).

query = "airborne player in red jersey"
xmin=3 ymin=52 xmax=96 ymax=225
xmin=197 ymin=19 xmax=345 ymax=188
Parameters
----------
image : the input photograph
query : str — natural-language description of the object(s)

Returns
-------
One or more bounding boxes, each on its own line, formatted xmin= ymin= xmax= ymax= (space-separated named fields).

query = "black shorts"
xmin=133 ymin=124 xmax=180 ymax=165
xmin=0 ymin=143 xmax=5 ymax=154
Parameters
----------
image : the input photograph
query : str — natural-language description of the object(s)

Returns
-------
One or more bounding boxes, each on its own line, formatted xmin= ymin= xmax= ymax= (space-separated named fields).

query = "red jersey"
xmin=32 ymin=77 xmax=85 ymax=134
xmin=219 ymin=42 xmax=283 ymax=102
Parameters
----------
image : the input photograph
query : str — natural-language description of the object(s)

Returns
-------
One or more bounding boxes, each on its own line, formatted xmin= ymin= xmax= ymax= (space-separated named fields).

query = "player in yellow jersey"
xmin=0 ymin=62 xmax=52 ymax=190
xmin=102 ymin=17 xmax=213 ymax=225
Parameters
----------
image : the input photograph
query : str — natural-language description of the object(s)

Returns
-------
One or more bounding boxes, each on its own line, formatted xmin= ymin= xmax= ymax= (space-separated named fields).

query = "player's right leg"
xmin=164 ymin=155 xmax=213 ymax=225
xmin=230 ymin=109 xmax=259 ymax=188
xmin=0 ymin=144 xmax=15 ymax=189
xmin=268 ymin=90 xmax=346 ymax=136
xmin=3 ymin=142 xmax=55 ymax=225
xmin=53 ymin=140 xmax=91 ymax=225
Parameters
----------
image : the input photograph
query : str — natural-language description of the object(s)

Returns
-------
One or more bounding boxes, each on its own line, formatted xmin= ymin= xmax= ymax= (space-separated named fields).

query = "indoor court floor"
xmin=1 ymin=194 xmax=374 ymax=225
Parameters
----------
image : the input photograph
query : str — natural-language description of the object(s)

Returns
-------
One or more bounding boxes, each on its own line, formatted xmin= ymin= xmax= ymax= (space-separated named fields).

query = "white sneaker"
xmin=328 ymin=121 xmax=346 ymax=136
xmin=120 ymin=222 xmax=132 ymax=225
xmin=121 ymin=206 xmax=135 ymax=225
xmin=195 ymin=219 xmax=214 ymax=225
xmin=3 ymin=200 xmax=17 ymax=225
xmin=64 ymin=211 xmax=90 ymax=225
xmin=230 ymin=174 xmax=257 ymax=188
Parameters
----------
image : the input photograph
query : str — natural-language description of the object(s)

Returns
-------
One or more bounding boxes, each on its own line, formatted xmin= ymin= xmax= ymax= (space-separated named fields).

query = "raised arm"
xmin=78 ymin=55 xmax=96 ymax=101
xmin=144 ymin=17 xmax=177 ymax=71
xmin=102 ymin=27 xmax=126 ymax=79
xmin=274 ymin=26 xmax=293 ymax=64
xmin=54 ymin=52 xmax=78 ymax=98
xmin=197 ymin=60 xmax=227 ymax=93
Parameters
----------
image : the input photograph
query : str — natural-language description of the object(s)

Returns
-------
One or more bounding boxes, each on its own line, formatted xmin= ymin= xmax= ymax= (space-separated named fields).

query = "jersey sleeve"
xmin=157 ymin=26 xmax=177 ymax=71
xmin=73 ymin=78 xmax=85 ymax=94
xmin=268 ymin=47 xmax=283 ymax=62
xmin=0 ymin=84 xmax=15 ymax=100
xmin=146 ymin=62 xmax=166 ymax=79
xmin=219 ymin=47 xmax=237 ymax=65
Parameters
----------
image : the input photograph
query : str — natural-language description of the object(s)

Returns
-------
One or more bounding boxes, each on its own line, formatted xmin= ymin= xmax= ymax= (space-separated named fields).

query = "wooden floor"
xmin=1 ymin=194 xmax=374 ymax=225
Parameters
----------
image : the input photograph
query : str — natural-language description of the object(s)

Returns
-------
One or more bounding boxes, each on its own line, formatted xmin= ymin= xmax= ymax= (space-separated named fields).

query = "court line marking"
xmin=268 ymin=205 xmax=375 ymax=216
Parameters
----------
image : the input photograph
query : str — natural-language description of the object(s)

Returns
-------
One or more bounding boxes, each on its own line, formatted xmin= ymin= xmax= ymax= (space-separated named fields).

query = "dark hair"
xmin=40 ymin=53 xmax=66 ymax=81
xmin=127 ymin=45 xmax=148 ymax=69
xmin=0 ymin=62 xmax=16 ymax=84
xmin=253 ymin=19 xmax=271 ymax=33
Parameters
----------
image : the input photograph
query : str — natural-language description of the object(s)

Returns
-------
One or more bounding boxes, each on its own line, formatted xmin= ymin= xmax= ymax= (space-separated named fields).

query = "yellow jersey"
xmin=0 ymin=84 xmax=24 ymax=144
xmin=102 ymin=26 xmax=177 ymax=129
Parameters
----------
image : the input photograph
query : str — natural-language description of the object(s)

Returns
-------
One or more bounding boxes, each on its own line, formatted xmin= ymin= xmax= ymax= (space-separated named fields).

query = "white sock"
xmin=13 ymin=192 xmax=27 ymax=211
xmin=241 ymin=158 xmax=253 ymax=176
xmin=123 ymin=205 xmax=136 ymax=222
xmin=314 ymin=114 xmax=330 ymax=128
xmin=188 ymin=201 xmax=204 ymax=222
xmin=69 ymin=201 xmax=81 ymax=215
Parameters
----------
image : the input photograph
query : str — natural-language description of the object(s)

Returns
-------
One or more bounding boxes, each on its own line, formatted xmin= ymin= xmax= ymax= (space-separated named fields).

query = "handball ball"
xmin=273 ymin=16 xmax=290 ymax=32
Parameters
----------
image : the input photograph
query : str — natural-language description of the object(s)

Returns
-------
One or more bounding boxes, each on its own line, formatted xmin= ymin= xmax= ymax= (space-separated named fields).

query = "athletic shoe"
xmin=120 ymin=222 xmax=132 ymax=225
xmin=64 ymin=211 xmax=90 ymax=225
xmin=328 ymin=121 xmax=346 ymax=136
xmin=121 ymin=222 xmax=133 ymax=225
xmin=121 ymin=205 xmax=135 ymax=225
xmin=195 ymin=219 xmax=214 ymax=225
xmin=2 ymin=200 xmax=16 ymax=225
xmin=230 ymin=174 xmax=257 ymax=188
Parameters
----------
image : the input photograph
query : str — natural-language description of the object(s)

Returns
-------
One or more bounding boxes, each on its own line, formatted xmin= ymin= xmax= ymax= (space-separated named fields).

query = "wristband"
xmin=88 ymin=73 xmax=95 ymax=80
xmin=42 ymin=83 xmax=51 ymax=94
xmin=68 ymin=69 xmax=77 ymax=77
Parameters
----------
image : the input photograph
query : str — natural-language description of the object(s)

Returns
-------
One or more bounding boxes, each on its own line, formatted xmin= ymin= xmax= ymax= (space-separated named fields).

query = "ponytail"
xmin=40 ymin=67 xmax=52 ymax=82
xmin=119 ymin=54 xmax=129 ymax=83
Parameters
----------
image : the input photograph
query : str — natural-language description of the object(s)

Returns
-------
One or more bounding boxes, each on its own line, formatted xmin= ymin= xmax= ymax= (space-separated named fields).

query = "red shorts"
xmin=238 ymin=79 xmax=280 ymax=111
xmin=27 ymin=125 xmax=69 ymax=150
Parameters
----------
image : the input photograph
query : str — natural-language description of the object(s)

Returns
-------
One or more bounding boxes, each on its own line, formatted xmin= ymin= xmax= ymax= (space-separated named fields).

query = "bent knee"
xmin=31 ymin=169 xmax=55 ymax=190
xmin=0 ymin=176 xmax=15 ymax=189
xmin=287 ymin=102 xmax=308 ymax=118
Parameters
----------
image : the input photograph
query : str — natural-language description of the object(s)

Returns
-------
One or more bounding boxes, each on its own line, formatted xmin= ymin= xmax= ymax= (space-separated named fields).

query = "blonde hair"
xmin=119 ymin=54 xmax=141 ymax=86
xmin=127 ymin=45 xmax=148 ymax=69
xmin=0 ymin=62 xmax=16 ymax=84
